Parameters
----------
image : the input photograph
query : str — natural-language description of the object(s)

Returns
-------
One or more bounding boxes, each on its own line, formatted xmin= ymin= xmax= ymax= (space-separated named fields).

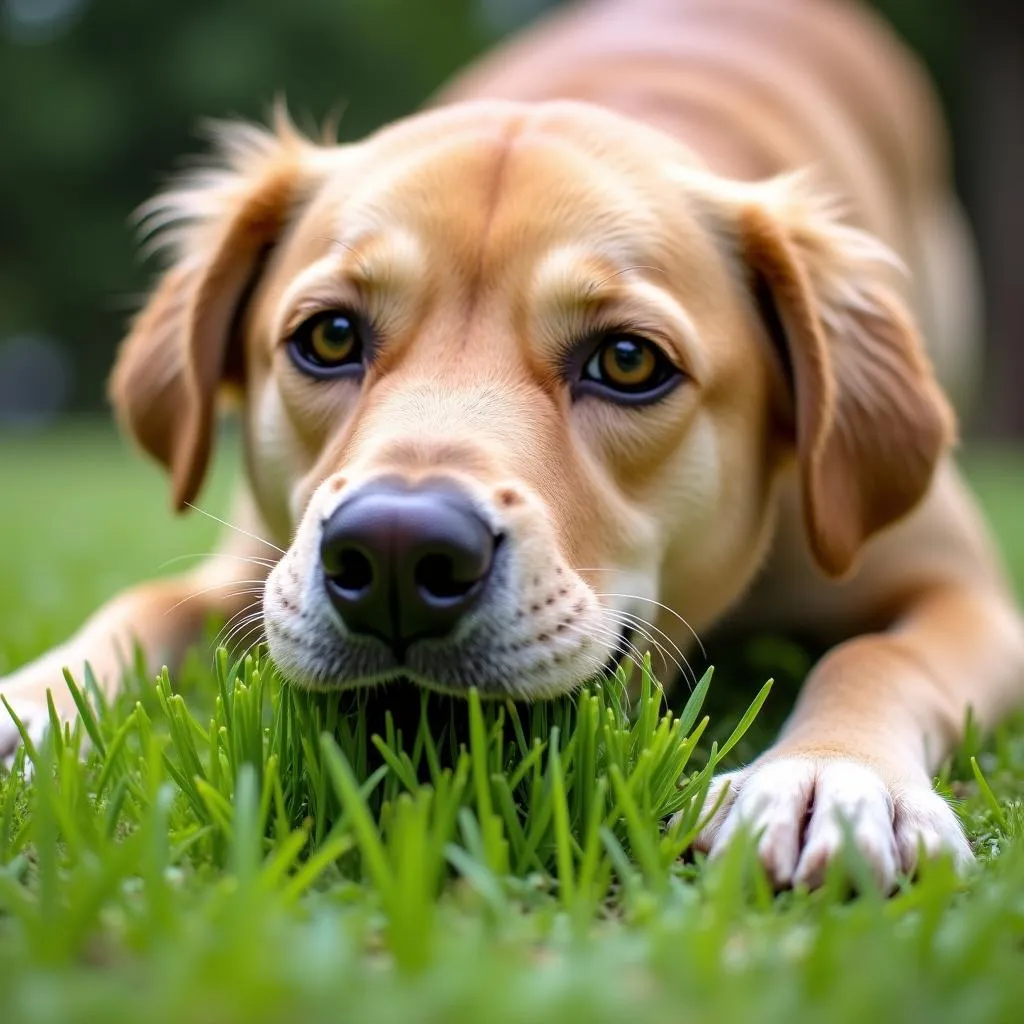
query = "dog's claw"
xmin=682 ymin=756 xmax=973 ymax=892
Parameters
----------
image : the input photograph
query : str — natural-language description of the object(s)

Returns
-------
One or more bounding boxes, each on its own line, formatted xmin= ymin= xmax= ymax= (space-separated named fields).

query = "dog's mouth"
xmin=412 ymin=619 xmax=637 ymax=696
xmin=407 ymin=619 xmax=637 ymax=697
xmin=303 ymin=621 xmax=638 ymax=733
xmin=273 ymin=612 xmax=637 ymax=699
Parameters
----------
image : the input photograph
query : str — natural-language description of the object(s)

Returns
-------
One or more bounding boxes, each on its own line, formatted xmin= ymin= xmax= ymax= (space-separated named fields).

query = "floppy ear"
xmin=109 ymin=110 xmax=319 ymax=509
xmin=729 ymin=175 xmax=955 ymax=577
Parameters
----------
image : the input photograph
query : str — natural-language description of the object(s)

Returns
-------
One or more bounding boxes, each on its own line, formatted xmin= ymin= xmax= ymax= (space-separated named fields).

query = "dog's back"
xmin=437 ymin=0 xmax=980 ymax=409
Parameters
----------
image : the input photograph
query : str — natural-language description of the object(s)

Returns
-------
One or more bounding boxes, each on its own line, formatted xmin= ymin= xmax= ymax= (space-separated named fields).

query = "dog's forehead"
xmin=306 ymin=106 xmax=714 ymax=278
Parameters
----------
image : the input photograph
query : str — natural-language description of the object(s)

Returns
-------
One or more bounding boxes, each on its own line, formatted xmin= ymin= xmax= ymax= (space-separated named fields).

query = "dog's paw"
xmin=0 ymin=693 xmax=53 ymax=766
xmin=689 ymin=757 xmax=973 ymax=892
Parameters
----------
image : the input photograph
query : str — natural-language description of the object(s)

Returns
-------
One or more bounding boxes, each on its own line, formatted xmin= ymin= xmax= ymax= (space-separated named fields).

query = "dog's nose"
xmin=319 ymin=479 xmax=496 ymax=656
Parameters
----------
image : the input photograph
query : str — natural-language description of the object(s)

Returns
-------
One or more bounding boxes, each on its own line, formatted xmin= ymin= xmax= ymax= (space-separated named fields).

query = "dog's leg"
xmin=0 ymin=501 xmax=276 ymax=758
xmin=693 ymin=583 xmax=1024 ymax=890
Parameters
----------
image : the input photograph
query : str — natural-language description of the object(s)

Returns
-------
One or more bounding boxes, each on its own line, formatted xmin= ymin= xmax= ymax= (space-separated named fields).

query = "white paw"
xmin=688 ymin=757 xmax=973 ymax=892
xmin=0 ymin=651 xmax=86 ymax=766
xmin=0 ymin=694 xmax=53 ymax=766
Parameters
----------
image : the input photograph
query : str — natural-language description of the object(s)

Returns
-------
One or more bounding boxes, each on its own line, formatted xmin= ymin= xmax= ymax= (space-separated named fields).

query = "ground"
xmin=1 ymin=425 xmax=1023 ymax=1024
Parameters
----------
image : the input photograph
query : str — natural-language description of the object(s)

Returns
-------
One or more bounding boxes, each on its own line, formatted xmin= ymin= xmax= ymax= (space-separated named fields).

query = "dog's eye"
xmin=578 ymin=335 xmax=680 ymax=401
xmin=289 ymin=311 xmax=366 ymax=377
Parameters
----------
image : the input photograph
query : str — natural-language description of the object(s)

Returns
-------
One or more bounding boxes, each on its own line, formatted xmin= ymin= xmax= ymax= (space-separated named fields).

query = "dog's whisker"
xmin=214 ymin=614 xmax=261 ymax=651
xmin=603 ymin=608 xmax=691 ymax=686
xmin=576 ymin=621 xmax=649 ymax=669
xmin=593 ymin=592 xmax=707 ymax=659
xmin=607 ymin=606 xmax=693 ymax=673
xmin=210 ymin=596 xmax=262 ymax=643
xmin=584 ymin=644 xmax=638 ymax=689
xmin=163 ymin=581 xmax=268 ymax=617
xmin=219 ymin=613 xmax=267 ymax=653
xmin=559 ymin=632 xmax=631 ymax=691
xmin=548 ymin=619 xmax=619 ymax=659
xmin=564 ymin=576 xmax=706 ymax=664
xmin=223 ymin=612 xmax=264 ymax=643
xmin=183 ymin=502 xmax=286 ymax=555
xmin=556 ymin=620 xmax=648 ymax=679
xmin=553 ymin=603 xmax=676 ymax=679
xmin=158 ymin=552 xmax=279 ymax=572
xmin=217 ymin=625 xmax=268 ymax=673
xmin=600 ymin=615 xmax=675 ymax=680
xmin=603 ymin=608 xmax=697 ymax=688
xmin=227 ymin=620 xmax=267 ymax=658
xmin=218 ymin=604 xmax=264 ymax=633
xmin=237 ymin=635 xmax=268 ymax=666
xmin=212 ymin=605 xmax=266 ymax=650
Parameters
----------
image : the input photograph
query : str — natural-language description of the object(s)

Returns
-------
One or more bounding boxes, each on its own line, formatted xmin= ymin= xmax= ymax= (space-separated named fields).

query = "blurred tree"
xmin=0 ymin=0 xmax=522 ymax=415
xmin=962 ymin=2 xmax=1024 ymax=438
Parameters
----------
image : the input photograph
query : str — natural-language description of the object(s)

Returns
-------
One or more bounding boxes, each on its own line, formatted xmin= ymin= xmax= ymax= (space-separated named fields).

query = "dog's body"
xmin=4 ymin=0 xmax=1023 ymax=890
xmin=437 ymin=0 xmax=982 ymax=414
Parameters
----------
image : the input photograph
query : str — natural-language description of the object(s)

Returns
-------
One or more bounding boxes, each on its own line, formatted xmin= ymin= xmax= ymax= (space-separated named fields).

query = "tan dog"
xmin=3 ymin=0 xmax=1023 ymax=891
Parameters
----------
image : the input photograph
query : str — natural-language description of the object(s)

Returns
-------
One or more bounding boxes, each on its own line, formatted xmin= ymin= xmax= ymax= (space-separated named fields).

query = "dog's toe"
xmin=705 ymin=760 xmax=817 ymax=887
xmin=791 ymin=761 xmax=900 ymax=891
xmin=686 ymin=770 xmax=740 ymax=847
xmin=694 ymin=756 xmax=971 ymax=892
xmin=892 ymin=784 xmax=974 ymax=876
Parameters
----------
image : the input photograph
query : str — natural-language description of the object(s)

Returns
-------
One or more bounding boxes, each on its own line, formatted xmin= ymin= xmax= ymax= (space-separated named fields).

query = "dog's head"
xmin=111 ymin=101 xmax=952 ymax=697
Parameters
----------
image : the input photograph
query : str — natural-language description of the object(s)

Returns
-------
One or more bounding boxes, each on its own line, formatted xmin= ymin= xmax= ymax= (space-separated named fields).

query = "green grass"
xmin=2 ymin=425 xmax=1024 ymax=1024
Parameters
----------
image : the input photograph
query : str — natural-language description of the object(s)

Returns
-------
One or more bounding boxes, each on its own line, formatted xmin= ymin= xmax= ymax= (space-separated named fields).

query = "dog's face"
xmin=111 ymin=101 xmax=951 ymax=697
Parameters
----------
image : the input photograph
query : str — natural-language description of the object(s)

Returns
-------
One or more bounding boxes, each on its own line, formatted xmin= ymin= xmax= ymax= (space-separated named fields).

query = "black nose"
xmin=320 ymin=478 xmax=497 ymax=657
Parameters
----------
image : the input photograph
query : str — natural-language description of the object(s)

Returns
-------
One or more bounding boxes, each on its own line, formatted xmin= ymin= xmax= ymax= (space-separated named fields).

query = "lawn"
xmin=2 ymin=425 xmax=1024 ymax=1024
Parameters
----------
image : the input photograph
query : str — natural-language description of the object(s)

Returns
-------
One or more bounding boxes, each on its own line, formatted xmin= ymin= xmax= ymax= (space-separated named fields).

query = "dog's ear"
xmin=724 ymin=174 xmax=955 ymax=577
xmin=109 ymin=108 xmax=321 ymax=509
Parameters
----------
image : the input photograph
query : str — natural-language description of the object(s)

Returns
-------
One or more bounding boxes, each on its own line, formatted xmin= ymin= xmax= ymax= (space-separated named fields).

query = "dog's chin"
xmin=271 ymin=624 xmax=633 ymax=780
xmin=265 ymin=622 xmax=634 ymax=702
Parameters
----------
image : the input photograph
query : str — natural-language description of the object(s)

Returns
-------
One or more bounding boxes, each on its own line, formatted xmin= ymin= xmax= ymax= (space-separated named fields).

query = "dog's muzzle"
xmin=319 ymin=477 xmax=498 ymax=660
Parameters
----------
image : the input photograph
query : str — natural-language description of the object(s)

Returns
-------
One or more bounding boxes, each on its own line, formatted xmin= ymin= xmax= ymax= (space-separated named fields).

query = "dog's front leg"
xmin=693 ymin=584 xmax=1024 ymax=890
xmin=0 ymin=517 xmax=275 ymax=758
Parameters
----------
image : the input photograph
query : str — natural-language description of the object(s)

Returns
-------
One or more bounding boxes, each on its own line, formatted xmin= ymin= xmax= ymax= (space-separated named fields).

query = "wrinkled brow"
xmin=326 ymin=230 xmax=426 ymax=297
xmin=531 ymin=246 xmax=666 ymax=310
xmin=276 ymin=230 xmax=427 ymax=338
xmin=529 ymin=246 xmax=704 ymax=376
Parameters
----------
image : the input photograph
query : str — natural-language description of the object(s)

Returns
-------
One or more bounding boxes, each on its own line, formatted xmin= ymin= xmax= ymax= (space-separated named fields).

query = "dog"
xmin=3 ymin=0 xmax=1023 ymax=891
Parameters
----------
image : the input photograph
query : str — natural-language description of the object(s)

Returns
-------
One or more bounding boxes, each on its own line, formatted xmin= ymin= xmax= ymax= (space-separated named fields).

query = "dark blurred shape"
xmin=0 ymin=0 xmax=1021 ymax=437
xmin=964 ymin=2 xmax=1024 ymax=439
xmin=475 ymin=0 xmax=552 ymax=35
xmin=0 ymin=334 xmax=72 ymax=428
xmin=2 ymin=0 xmax=86 ymax=45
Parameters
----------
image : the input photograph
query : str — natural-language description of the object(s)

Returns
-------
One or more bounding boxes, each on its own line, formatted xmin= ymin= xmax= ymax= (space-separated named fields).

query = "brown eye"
xmin=579 ymin=335 xmax=680 ymax=401
xmin=309 ymin=315 xmax=356 ymax=364
xmin=289 ymin=311 xmax=366 ymax=377
xmin=598 ymin=338 xmax=657 ymax=387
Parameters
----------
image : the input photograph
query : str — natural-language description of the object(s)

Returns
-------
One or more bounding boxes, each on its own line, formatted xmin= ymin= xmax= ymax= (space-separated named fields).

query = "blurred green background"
xmin=0 ymin=0 xmax=1021 ymax=434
